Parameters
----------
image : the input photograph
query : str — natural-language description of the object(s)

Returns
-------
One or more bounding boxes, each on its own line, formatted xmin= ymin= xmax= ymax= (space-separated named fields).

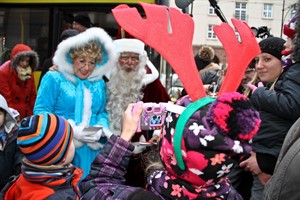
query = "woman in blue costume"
xmin=34 ymin=27 xmax=116 ymax=179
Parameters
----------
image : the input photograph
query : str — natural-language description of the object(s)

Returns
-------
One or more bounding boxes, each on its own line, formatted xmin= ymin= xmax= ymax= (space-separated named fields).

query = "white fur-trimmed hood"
xmin=53 ymin=27 xmax=117 ymax=83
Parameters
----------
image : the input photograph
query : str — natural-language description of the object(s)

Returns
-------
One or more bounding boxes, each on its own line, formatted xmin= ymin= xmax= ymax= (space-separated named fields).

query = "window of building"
xmin=0 ymin=8 xmax=49 ymax=65
xmin=207 ymin=24 xmax=217 ymax=39
xmin=235 ymin=2 xmax=247 ymax=21
xmin=263 ymin=3 xmax=273 ymax=19
xmin=235 ymin=31 xmax=241 ymax=43
xmin=208 ymin=6 xmax=216 ymax=15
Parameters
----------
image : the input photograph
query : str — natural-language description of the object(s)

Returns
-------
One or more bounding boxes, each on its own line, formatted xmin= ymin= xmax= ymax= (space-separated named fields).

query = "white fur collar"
xmin=53 ymin=27 xmax=117 ymax=83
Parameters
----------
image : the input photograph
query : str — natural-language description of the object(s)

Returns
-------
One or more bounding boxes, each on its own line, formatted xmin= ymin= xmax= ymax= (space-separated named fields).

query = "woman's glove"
xmin=102 ymin=127 xmax=113 ymax=138
xmin=73 ymin=126 xmax=103 ymax=143
xmin=247 ymin=82 xmax=264 ymax=93
xmin=68 ymin=120 xmax=103 ymax=143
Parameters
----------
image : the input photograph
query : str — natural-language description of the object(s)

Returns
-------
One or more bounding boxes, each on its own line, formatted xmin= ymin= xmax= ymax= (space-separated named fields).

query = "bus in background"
xmin=0 ymin=0 xmax=169 ymax=88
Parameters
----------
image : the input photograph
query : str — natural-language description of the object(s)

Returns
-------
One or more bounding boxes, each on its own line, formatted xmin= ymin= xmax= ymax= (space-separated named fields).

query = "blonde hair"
xmin=70 ymin=40 xmax=102 ymax=63
xmin=243 ymin=72 xmax=278 ymax=97
xmin=243 ymin=72 xmax=259 ymax=97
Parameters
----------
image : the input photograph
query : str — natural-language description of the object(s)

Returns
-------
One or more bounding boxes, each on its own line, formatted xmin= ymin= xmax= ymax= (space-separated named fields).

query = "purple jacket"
xmin=80 ymin=134 xmax=162 ymax=200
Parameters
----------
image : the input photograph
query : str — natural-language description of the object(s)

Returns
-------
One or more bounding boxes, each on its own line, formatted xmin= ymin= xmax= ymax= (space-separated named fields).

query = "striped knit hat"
xmin=17 ymin=114 xmax=73 ymax=166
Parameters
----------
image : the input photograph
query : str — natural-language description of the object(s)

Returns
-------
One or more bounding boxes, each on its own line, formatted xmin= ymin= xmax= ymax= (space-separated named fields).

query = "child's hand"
xmin=120 ymin=103 xmax=143 ymax=142
xmin=148 ymin=129 xmax=161 ymax=144
xmin=257 ymin=172 xmax=271 ymax=185
xmin=239 ymin=151 xmax=262 ymax=175
xmin=148 ymin=134 xmax=160 ymax=144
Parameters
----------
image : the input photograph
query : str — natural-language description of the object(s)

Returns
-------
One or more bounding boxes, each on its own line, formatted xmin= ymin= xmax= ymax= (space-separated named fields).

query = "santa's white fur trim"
xmin=142 ymin=59 xmax=159 ymax=85
xmin=114 ymin=38 xmax=146 ymax=56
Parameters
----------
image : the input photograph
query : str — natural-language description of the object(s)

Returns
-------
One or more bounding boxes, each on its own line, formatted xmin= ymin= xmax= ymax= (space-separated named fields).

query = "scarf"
xmin=74 ymin=78 xmax=92 ymax=125
xmin=21 ymin=159 xmax=76 ymax=184
xmin=16 ymin=66 xmax=32 ymax=81
xmin=282 ymin=50 xmax=296 ymax=69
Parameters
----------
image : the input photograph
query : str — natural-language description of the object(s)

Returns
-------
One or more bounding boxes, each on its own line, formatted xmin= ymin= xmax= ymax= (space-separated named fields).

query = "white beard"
xmin=106 ymin=63 xmax=146 ymax=135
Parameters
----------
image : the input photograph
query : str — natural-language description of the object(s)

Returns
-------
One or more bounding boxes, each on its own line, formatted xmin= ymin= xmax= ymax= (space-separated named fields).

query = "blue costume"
xmin=34 ymin=27 xmax=116 ymax=179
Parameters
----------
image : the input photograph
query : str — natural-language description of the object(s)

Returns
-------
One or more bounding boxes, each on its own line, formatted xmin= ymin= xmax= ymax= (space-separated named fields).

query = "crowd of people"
xmin=0 ymin=1 xmax=300 ymax=200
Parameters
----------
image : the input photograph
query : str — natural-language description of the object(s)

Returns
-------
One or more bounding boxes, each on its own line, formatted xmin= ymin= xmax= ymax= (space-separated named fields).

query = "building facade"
xmin=170 ymin=0 xmax=297 ymax=64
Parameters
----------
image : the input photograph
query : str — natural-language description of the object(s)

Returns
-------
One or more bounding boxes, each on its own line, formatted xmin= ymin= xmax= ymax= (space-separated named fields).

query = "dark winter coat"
xmin=0 ymin=126 xmax=23 ymax=190
xmin=250 ymin=62 xmax=300 ymax=174
xmin=0 ymin=94 xmax=23 ymax=191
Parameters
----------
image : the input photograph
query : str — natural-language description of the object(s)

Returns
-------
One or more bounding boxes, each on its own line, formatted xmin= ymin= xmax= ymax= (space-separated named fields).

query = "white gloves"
xmin=68 ymin=119 xmax=103 ymax=143
xmin=102 ymin=127 xmax=113 ymax=138
xmin=73 ymin=126 xmax=103 ymax=143
xmin=142 ymin=59 xmax=159 ymax=86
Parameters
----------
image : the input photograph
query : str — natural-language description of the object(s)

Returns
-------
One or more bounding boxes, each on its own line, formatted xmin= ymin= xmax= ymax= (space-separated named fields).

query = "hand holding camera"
xmin=121 ymin=103 xmax=143 ymax=142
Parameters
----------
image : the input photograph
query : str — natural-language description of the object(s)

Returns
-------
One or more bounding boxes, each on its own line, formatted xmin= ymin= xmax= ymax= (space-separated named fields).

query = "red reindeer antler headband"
xmin=112 ymin=3 xmax=260 ymax=170
xmin=112 ymin=3 xmax=205 ymax=101
xmin=112 ymin=3 xmax=260 ymax=101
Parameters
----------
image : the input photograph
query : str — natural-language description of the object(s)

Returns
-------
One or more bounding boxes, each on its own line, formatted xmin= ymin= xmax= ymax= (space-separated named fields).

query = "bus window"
xmin=0 ymin=1 xmax=170 ymax=92
xmin=0 ymin=8 xmax=49 ymax=66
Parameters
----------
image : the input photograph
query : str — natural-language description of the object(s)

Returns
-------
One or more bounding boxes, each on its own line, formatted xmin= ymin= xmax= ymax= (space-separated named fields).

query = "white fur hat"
xmin=114 ymin=38 xmax=145 ymax=55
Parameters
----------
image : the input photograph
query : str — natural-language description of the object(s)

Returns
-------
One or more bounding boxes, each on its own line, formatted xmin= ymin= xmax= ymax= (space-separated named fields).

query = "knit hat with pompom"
xmin=194 ymin=45 xmax=215 ymax=71
xmin=151 ymin=92 xmax=260 ymax=199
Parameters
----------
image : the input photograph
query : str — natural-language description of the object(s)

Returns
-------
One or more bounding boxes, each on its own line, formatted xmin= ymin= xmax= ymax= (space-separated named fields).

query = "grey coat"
xmin=263 ymin=117 xmax=300 ymax=200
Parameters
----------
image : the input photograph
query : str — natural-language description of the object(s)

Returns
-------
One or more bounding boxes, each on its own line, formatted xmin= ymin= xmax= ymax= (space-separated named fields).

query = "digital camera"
xmin=138 ymin=102 xmax=168 ymax=131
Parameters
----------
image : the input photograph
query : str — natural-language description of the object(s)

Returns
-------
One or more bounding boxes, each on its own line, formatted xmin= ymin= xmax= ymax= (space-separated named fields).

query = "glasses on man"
xmin=119 ymin=54 xmax=140 ymax=62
